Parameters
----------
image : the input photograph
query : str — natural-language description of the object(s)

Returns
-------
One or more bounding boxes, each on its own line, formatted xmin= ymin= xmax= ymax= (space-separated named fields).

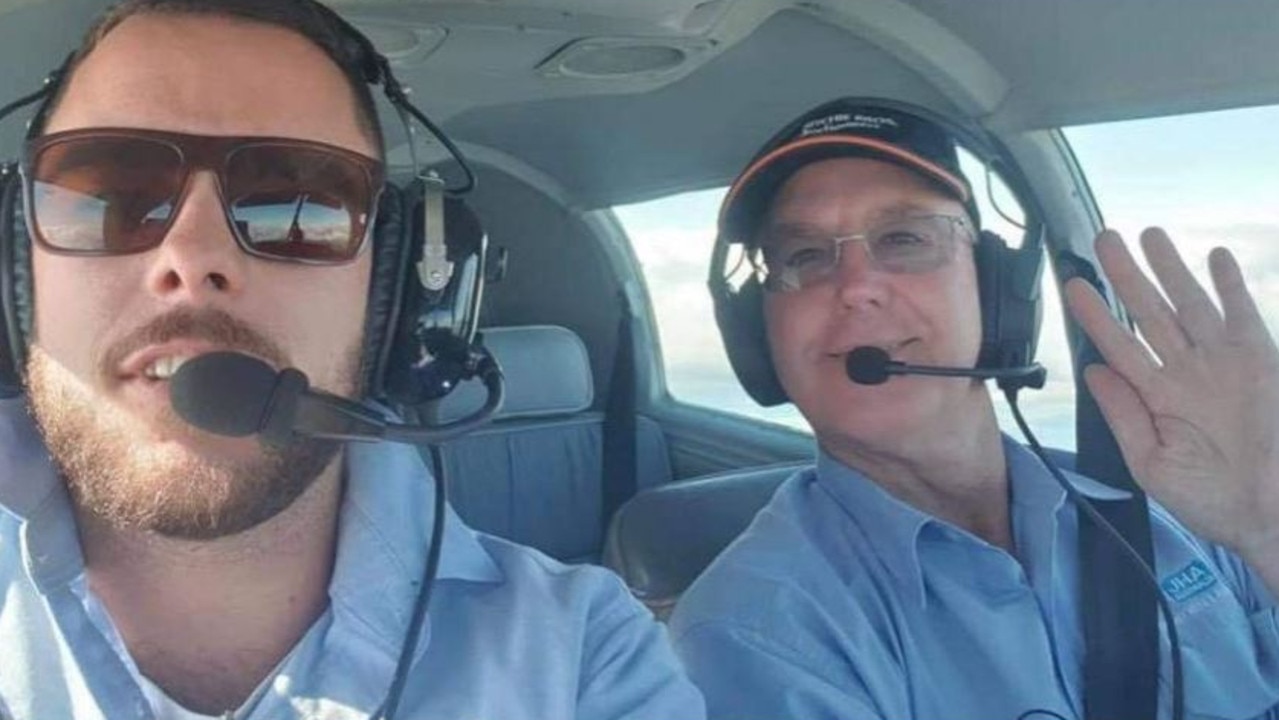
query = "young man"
xmin=670 ymin=98 xmax=1279 ymax=719
xmin=0 ymin=2 xmax=704 ymax=718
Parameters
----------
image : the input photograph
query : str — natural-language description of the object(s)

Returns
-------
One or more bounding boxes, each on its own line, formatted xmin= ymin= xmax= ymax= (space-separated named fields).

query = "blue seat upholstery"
xmin=604 ymin=462 xmax=807 ymax=618
xmin=433 ymin=325 xmax=672 ymax=564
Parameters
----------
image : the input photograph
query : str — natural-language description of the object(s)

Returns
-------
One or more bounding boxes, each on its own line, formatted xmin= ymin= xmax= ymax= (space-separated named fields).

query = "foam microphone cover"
xmin=845 ymin=346 xmax=893 ymax=385
xmin=170 ymin=351 xmax=279 ymax=437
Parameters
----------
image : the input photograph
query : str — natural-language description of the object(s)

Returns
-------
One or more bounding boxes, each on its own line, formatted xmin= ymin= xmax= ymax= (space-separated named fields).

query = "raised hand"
xmin=1065 ymin=228 xmax=1279 ymax=585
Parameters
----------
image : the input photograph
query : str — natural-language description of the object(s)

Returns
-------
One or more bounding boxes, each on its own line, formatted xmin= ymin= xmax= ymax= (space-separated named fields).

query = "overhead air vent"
xmin=351 ymin=21 xmax=447 ymax=67
xmin=538 ymin=37 xmax=711 ymax=80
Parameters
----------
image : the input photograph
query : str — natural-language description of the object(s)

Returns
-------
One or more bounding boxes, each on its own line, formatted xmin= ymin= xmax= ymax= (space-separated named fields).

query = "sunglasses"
xmin=22 ymin=128 xmax=385 ymax=264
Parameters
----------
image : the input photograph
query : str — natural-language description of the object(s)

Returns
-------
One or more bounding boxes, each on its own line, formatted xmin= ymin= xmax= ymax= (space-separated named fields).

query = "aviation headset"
xmin=0 ymin=0 xmax=486 ymax=406
xmin=709 ymin=97 xmax=1045 ymax=406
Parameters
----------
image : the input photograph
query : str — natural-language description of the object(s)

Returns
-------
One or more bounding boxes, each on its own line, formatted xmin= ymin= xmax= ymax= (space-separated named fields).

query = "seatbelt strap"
xmin=1061 ymin=251 xmax=1160 ymax=720
xmin=601 ymin=290 xmax=638 ymax=534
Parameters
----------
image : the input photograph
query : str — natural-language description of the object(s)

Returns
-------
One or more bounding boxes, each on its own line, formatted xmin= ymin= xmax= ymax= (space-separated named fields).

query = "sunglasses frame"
xmin=21 ymin=127 xmax=386 ymax=265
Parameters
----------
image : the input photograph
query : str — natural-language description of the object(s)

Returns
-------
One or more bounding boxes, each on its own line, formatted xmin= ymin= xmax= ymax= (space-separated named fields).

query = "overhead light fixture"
xmin=351 ymin=21 xmax=448 ymax=67
xmin=538 ymin=37 xmax=712 ymax=80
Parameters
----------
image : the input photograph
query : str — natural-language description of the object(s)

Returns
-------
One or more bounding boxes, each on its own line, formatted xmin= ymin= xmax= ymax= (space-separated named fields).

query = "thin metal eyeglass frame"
xmin=758 ymin=213 xmax=975 ymax=292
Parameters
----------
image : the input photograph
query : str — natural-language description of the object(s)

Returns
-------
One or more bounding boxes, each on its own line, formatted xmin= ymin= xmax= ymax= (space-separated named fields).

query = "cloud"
xmin=1151 ymin=222 xmax=1279 ymax=337
xmin=634 ymin=226 xmax=716 ymax=276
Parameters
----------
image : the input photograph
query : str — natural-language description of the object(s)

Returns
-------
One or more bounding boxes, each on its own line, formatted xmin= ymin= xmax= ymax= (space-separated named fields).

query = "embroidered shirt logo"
xmin=1161 ymin=559 xmax=1218 ymax=602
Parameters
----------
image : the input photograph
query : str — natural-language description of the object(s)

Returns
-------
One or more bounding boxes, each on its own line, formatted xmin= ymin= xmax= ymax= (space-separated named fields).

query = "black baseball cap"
xmin=719 ymin=99 xmax=977 ymax=243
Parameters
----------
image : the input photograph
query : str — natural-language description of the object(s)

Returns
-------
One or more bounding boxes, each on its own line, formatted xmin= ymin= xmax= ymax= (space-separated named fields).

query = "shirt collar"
xmin=331 ymin=439 xmax=504 ymax=653
xmin=814 ymin=448 xmax=933 ymax=607
xmin=814 ymin=434 xmax=1133 ymax=608
xmin=1002 ymin=435 xmax=1134 ymax=510
xmin=0 ymin=397 xmax=61 ymax=521
xmin=0 ymin=398 xmax=84 ymax=589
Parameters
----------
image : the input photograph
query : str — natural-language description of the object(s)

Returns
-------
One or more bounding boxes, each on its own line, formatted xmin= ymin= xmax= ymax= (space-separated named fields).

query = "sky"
xmin=613 ymin=103 xmax=1279 ymax=451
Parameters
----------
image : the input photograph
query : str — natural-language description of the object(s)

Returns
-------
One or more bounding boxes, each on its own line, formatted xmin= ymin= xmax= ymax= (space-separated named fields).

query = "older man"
xmin=671 ymin=98 xmax=1279 ymax=720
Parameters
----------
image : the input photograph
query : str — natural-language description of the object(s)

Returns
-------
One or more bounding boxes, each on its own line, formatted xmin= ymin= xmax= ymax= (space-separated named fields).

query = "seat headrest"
xmin=433 ymin=325 xmax=594 ymax=423
xmin=604 ymin=462 xmax=805 ymax=619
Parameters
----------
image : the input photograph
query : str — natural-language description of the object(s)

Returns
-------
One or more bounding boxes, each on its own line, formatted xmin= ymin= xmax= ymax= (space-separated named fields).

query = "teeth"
xmin=143 ymin=356 xmax=191 ymax=381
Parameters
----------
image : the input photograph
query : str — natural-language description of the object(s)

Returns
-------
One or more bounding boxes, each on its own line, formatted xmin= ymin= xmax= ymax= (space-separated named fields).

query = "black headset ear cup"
xmin=426 ymin=195 xmax=484 ymax=343
xmin=367 ymin=178 xmax=487 ymax=406
xmin=975 ymin=229 xmax=1043 ymax=371
xmin=713 ymin=273 xmax=789 ymax=407
xmin=974 ymin=229 xmax=1005 ymax=369
xmin=381 ymin=191 xmax=486 ymax=406
xmin=361 ymin=182 xmax=411 ymax=398
xmin=1 ymin=169 xmax=29 ymax=397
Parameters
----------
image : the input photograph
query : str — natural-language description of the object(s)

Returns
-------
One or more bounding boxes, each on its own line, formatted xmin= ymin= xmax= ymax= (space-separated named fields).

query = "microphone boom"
xmin=844 ymin=345 xmax=1046 ymax=390
xmin=170 ymin=350 xmax=504 ymax=447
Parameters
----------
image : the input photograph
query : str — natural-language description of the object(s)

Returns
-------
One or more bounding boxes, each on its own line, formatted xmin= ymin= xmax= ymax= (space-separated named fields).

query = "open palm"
xmin=1066 ymin=229 xmax=1279 ymax=567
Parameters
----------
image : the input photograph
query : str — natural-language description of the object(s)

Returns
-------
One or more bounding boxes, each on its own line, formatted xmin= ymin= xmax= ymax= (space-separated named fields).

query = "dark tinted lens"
xmin=225 ymin=145 xmax=371 ymax=262
xmin=30 ymin=137 xmax=182 ymax=253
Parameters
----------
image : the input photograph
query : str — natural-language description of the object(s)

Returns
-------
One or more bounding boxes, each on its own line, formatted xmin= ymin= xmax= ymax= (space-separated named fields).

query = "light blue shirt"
xmin=670 ymin=435 xmax=1279 ymax=720
xmin=0 ymin=397 xmax=705 ymax=720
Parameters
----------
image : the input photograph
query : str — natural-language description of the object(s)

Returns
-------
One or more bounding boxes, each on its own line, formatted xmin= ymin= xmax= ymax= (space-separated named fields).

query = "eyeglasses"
xmin=757 ymin=213 xmax=975 ymax=292
xmin=22 ymin=128 xmax=385 ymax=264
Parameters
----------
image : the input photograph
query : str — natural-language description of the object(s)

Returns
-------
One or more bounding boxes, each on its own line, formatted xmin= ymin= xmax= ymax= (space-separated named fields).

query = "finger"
xmin=1140 ymin=228 xmax=1224 ymax=345
xmin=1065 ymin=275 xmax=1160 ymax=390
xmin=1083 ymin=363 xmax=1159 ymax=480
xmin=1095 ymin=230 xmax=1192 ymax=362
xmin=1209 ymin=247 xmax=1271 ymax=345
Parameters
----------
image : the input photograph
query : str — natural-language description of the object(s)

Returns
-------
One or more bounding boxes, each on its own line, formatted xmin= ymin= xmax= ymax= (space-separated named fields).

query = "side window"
xmin=614 ymin=187 xmax=811 ymax=431
xmin=616 ymin=151 xmax=1077 ymax=449
xmin=1066 ymin=105 xmax=1279 ymax=343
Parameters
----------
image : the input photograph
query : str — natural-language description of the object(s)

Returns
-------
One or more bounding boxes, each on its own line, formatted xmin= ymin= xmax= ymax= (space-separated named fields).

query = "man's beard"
xmin=25 ymin=308 xmax=362 ymax=540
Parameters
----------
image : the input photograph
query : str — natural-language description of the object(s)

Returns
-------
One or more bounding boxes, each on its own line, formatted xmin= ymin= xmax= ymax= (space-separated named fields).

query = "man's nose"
xmin=832 ymin=240 xmax=890 ymax=311
xmin=143 ymin=172 xmax=249 ymax=301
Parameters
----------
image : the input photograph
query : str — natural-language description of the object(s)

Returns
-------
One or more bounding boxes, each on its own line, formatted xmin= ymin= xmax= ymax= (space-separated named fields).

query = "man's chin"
xmin=59 ymin=425 xmax=340 ymax=541
xmin=25 ymin=348 xmax=342 ymax=540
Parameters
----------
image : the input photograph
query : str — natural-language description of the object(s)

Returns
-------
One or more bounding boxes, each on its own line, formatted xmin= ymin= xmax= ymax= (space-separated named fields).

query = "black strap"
xmin=1061 ymin=251 xmax=1160 ymax=720
xmin=0 ymin=165 xmax=22 ymax=397
xmin=601 ymin=291 xmax=638 ymax=534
